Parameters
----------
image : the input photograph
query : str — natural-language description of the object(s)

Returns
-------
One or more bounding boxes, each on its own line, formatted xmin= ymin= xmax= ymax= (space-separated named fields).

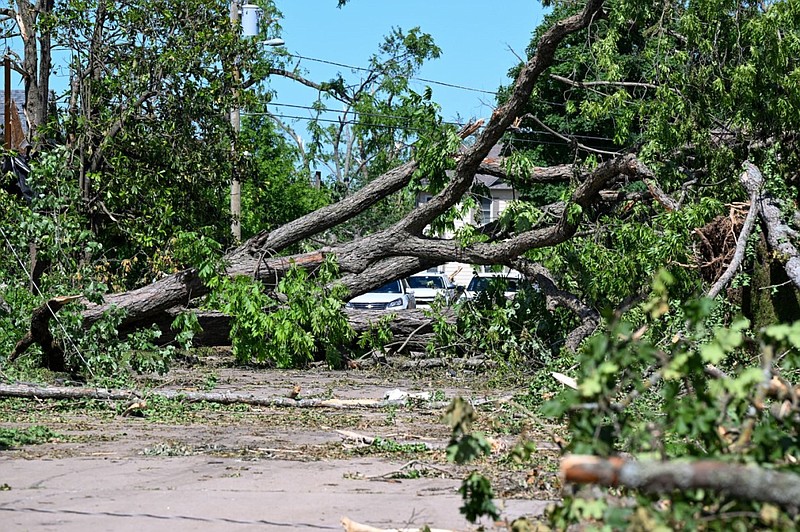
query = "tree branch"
xmin=398 ymin=0 xmax=606 ymax=235
xmin=561 ymin=455 xmax=800 ymax=510
xmin=707 ymin=166 xmax=761 ymax=299
xmin=512 ymin=259 xmax=600 ymax=351
xmin=550 ymin=73 xmax=681 ymax=96
xmin=740 ymin=162 xmax=800 ymax=290
xmin=252 ymin=67 xmax=352 ymax=104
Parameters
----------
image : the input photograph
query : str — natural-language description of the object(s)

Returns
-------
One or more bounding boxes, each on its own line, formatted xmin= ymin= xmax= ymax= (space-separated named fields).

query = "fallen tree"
xmin=18 ymin=0 xmax=795 ymax=371
xmin=12 ymin=0 xmax=628 ymax=369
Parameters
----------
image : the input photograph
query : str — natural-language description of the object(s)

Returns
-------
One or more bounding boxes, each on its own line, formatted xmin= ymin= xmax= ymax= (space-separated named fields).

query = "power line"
xmin=284 ymin=53 xmax=497 ymax=95
xmin=261 ymin=101 xmax=466 ymax=127
xmin=258 ymin=101 xmax=618 ymax=143
xmin=246 ymin=110 xmax=576 ymax=147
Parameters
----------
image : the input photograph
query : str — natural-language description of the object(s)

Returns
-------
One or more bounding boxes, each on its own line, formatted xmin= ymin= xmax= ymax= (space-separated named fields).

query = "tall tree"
xmin=264 ymin=26 xmax=442 ymax=237
xmin=56 ymin=0 xmax=281 ymax=249
xmin=0 ymin=0 xmax=55 ymax=147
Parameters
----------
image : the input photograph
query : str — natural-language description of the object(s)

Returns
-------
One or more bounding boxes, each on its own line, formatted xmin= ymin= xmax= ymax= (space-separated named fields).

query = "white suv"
xmin=463 ymin=272 xmax=522 ymax=300
xmin=407 ymin=273 xmax=457 ymax=307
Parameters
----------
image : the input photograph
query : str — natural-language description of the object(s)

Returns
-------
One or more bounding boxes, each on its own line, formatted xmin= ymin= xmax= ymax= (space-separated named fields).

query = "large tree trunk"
xmin=151 ymin=308 xmax=447 ymax=350
xmin=4 ymin=0 xmax=55 ymax=147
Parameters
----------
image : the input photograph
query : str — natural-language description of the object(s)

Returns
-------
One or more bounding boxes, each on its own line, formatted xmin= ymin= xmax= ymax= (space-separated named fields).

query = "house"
xmin=416 ymin=145 xmax=519 ymax=287
xmin=0 ymin=90 xmax=28 ymax=152
xmin=0 ymin=90 xmax=32 ymax=201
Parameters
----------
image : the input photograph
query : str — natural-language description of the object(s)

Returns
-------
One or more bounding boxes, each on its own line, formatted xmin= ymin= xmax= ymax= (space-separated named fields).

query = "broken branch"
xmin=561 ymin=455 xmax=800 ymax=509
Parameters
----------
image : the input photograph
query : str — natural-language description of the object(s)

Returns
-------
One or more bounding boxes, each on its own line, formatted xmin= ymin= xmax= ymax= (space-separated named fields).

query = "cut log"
xmin=341 ymin=516 xmax=455 ymax=532
xmin=561 ymin=455 xmax=800 ymax=509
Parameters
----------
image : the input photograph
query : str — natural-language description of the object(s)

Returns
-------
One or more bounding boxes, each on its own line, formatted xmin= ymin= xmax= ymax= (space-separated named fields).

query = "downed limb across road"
xmin=0 ymin=383 xmax=450 ymax=410
xmin=561 ymin=455 xmax=800 ymax=510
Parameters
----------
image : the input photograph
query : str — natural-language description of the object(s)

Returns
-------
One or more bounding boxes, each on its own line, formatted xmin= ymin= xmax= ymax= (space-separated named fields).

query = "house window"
xmin=479 ymin=195 xmax=492 ymax=224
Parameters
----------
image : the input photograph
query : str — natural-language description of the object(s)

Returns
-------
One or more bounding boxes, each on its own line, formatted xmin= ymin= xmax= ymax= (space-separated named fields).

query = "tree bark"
xmin=561 ymin=455 xmax=800 ymax=510
xmin=1 ymin=0 xmax=56 ymax=147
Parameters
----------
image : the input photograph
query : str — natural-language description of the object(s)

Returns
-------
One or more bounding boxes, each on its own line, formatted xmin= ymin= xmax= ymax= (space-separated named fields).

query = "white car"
xmin=406 ymin=273 xmax=457 ymax=307
xmin=345 ymin=279 xmax=416 ymax=311
xmin=462 ymin=272 xmax=522 ymax=300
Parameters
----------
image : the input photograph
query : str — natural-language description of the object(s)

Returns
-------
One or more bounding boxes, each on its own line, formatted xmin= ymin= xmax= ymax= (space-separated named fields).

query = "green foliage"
xmin=206 ymin=255 xmax=354 ymax=367
xmin=356 ymin=313 xmax=395 ymax=353
xmin=364 ymin=437 xmax=429 ymax=454
xmin=0 ymin=150 xmax=179 ymax=383
xmin=276 ymin=25 xmax=446 ymax=237
xmin=239 ymin=115 xmax=329 ymax=240
xmin=458 ymin=472 xmax=500 ymax=524
xmin=539 ymin=270 xmax=800 ymax=529
xmin=443 ymin=397 xmax=499 ymax=523
xmin=58 ymin=305 xmax=174 ymax=384
xmin=0 ymin=426 xmax=61 ymax=449
xmin=171 ymin=310 xmax=202 ymax=351
xmin=430 ymin=282 xmax=568 ymax=367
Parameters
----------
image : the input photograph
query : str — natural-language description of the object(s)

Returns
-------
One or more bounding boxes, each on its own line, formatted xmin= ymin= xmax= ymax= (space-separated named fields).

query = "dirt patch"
xmin=0 ymin=356 xmax=561 ymax=530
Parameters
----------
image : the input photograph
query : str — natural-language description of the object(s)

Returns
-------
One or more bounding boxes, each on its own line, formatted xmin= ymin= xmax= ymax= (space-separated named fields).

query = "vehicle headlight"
xmin=386 ymin=298 xmax=404 ymax=308
xmin=345 ymin=302 xmax=353 ymax=309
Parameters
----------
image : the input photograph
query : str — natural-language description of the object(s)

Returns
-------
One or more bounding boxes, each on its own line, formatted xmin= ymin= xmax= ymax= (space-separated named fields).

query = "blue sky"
xmin=269 ymin=1 xmax=546 ymax=129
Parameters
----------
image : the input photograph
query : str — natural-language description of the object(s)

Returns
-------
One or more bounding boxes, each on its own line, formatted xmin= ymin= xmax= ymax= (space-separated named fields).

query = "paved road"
xmin=0 ymin=455 xmax=552 ymax=531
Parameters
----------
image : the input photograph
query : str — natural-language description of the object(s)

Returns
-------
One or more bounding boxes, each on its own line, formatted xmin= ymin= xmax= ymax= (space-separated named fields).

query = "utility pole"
xmin=229 ymin=3 xmax=282 ymax=242
xmin=4 ymin=54 xmax=10 ymax=150
xmin=230 ymin=0 xmax=242 ymax=242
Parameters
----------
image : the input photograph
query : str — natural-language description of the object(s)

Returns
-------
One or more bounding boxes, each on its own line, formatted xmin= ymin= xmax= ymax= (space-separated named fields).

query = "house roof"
xmin=474 ymin=173 xmax=512 ymax=190
xmin=446 ymin=143 xmax=513 ymax=191
xmin=0 ymin=90 xmax=29 ymax=150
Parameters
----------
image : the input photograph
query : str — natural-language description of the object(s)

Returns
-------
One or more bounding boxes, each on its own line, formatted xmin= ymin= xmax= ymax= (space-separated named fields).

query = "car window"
xmin=467 ymin=277 xmax=489 ymax=291
xmin=467 ymin=277 xmax=519 ymax=292
xmin=373 ymin=281 xmax=402 ymax=293
xmin=408 ymin=276 xmax=444 ymax=289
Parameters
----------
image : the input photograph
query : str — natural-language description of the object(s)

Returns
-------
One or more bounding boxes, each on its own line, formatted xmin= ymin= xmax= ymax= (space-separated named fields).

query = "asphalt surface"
xmin=0 ymin=455 xmax=552 ymax=531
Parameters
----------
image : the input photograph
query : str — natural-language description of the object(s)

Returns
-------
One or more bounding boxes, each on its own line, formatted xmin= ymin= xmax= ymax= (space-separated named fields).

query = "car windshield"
xmin=407 ymin=276 xmax=445 ymax=289
xmin=467 ymin=277 xmax=519 ymax=292
xmin=372 ymin=280 xmax=402 ymax=294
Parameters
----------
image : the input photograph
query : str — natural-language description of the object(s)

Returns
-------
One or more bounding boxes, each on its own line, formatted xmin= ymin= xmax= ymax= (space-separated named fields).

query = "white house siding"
xmin=418 ymin=184 xmax=517 ymax=288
